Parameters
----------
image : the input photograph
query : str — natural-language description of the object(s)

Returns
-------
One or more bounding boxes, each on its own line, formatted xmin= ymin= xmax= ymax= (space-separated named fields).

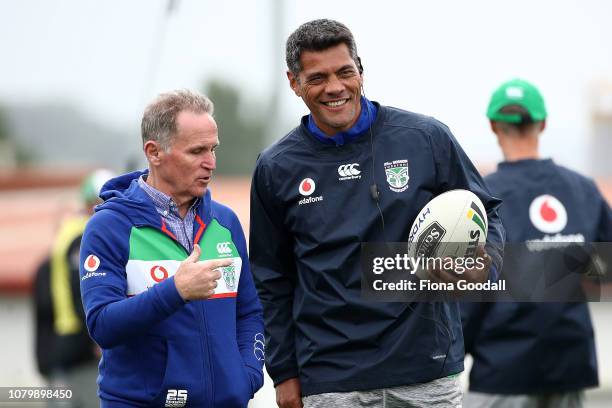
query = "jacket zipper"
xmin=158 ymin=217 xmax=214 ymax=406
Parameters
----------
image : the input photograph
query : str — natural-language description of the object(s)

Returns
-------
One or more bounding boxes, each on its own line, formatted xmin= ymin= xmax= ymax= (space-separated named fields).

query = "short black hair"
xmin=285 ymin=19 xmax=361 ymax=75
xmin=495 ymin=104 xmax=540 ymax=133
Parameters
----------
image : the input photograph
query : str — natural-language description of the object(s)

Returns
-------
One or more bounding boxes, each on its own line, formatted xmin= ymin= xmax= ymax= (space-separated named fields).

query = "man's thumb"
xmin=186 ymin=244 xmax=201 ymax=262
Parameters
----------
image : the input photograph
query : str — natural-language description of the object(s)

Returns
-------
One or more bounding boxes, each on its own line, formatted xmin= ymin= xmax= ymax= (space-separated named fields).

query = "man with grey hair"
xmin=250 ymin=19 xmax=505 ymax=408
xmin=80 ymin=89 xmax=264 ymax=407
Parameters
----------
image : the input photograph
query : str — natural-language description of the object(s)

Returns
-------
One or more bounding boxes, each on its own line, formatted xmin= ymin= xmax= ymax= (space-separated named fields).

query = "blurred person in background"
xmin=462 ymin=79 xmax=612 ymax=408
xmin=33 ymin=168 xmax=115 ymax=408
xmin=79 ymin=89 xmax=264 ymax=407
xmin=250 ymin=18 xmax=505 ymax=408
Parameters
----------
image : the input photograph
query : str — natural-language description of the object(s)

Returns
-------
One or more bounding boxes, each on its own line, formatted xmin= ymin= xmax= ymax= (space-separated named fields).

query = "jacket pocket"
xmin=140 ymin=336 xmax=168 ymax=399
xmin=244 ymin=363 xmax=264 ymax=395
xmin=151 ymin=337 xmax=206 ymax=406
xmin=98 ymin=338 xmax=167 ymax=405
xmin=209 ymin=335 xmax=253 ymax=408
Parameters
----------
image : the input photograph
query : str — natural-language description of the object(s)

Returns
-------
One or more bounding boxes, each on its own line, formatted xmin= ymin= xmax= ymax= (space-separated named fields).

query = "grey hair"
xmin=141 ymin=89 xmax=214 ymax=150
xmin=286 ymin=19 xmax=360 ymax=75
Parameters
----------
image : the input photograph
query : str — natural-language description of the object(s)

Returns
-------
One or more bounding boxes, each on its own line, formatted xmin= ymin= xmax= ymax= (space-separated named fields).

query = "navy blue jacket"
xmin=80 ymin=171 xmax=264 ymax=407
xmin=250 ymin=103 xmax=505 ymax=396
xmin=462 ymin=159 xmax=611 ymax=394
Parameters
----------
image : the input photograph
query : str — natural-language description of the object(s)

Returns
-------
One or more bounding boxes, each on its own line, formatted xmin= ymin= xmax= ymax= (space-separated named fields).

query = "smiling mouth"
xmin=323 ymin=99 xmax=349 ymax=108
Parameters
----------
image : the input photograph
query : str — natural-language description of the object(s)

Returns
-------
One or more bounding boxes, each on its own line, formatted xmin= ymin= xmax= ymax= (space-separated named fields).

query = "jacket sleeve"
xmin=460 ymin=301 xmax=490 ymax=355
xmin=592 ymin=181 xmax=612 ymax=281
xmin=79 ymin=211 xmax=186 ymax=349
xmin=593 ymin=182 xmax=612 ymax=242
xmin=249 ymin=158 xmax=300 ymax=386
xmin=230 ymin=212 xmax=265 ymax=395
xmin=429 ymin=120 xmax=506 ymax=277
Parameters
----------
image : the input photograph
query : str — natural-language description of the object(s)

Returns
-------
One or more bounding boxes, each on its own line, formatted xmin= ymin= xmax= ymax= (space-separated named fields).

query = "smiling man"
xmin=288 ymin=43 xmax=362 ymax=135
xmin=250 ymin=19 xmax=505 ymax=408
xmin=79 ymin=90 xmax=264 ymax=407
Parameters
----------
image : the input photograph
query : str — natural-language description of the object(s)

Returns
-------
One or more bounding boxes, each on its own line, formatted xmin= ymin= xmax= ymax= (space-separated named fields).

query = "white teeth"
xmin=325 ymin=100 xmax=347 ymax=107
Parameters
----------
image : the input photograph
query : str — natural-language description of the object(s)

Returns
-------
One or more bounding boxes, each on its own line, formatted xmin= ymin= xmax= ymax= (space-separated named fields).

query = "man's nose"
xmin=202 ymin=152 xmax=216 ymax=170
xmin=325 ymin=75 xmax=344 ymax=95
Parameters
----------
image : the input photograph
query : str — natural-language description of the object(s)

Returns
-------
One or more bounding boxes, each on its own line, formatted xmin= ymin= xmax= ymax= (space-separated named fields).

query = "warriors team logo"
xmin=529 ymin=194 xmax=567 ymax=234
xmin=222 ymin=265 xmax=236 ymax=291
xmin=384 ymin=159 xmax=409 ymax=192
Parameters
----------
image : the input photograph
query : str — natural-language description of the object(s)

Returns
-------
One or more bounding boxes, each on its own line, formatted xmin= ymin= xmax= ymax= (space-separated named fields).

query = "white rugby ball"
xmin=407 ymin=189 xmax=488 ymax=268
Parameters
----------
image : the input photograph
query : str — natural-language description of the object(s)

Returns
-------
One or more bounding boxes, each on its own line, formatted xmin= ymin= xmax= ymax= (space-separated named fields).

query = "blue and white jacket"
xmin=80 ymin=171 xmax=264 ymax=407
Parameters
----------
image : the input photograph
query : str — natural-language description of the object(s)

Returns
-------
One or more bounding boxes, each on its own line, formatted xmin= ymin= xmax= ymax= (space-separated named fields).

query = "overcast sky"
xmin=2 ymin=0 xmax=612 ymax=172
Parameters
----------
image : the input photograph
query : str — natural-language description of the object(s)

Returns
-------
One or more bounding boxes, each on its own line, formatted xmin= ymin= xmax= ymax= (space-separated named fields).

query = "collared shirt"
xmin=307 ymin=96 xmax=378 ymax=146
xmin=138 ymin=176 xmax=200 ymax=252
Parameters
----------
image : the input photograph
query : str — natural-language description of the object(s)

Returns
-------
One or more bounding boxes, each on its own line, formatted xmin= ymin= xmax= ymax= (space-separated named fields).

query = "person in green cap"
xmin=461 ymin=79 xmax=612 ymax=407
xmin=33 ymin=169 xmax=115 ymax=408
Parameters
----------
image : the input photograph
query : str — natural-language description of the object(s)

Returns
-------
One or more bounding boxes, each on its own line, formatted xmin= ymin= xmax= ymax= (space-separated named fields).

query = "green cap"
xmin=80 ymin=169 xmax=115 ymax=204
xmin=486 ymin=78 xmax=547 ymax=123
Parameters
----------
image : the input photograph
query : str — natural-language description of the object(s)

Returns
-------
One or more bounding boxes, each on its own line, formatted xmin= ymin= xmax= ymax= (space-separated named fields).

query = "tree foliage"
xmin=203 ymin=79 xmax=267 ymax=175
xmin=0 ymin=107 xmax=9 ymax=141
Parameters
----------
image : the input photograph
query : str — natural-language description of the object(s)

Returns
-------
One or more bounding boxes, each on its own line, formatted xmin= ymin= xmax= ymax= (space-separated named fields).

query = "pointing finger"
xmin=202 ymin=258 xmax=234 ymax=270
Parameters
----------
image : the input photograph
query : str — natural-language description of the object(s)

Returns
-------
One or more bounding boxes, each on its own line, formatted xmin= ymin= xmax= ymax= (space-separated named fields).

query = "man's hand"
xmin=429 ymin=245 xmax=492 ymax=285
xmin=276 ymin=377 xmax=303 ymax=408
xmin=174 ymin=244 xmax=232 ymax=301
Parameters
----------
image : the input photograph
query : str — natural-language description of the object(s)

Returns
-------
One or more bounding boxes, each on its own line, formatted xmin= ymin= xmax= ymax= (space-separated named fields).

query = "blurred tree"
xmin=0 ymin=107 xmax=9 ymax=141
xmin=203 ymin=79 xmax=267 ymax=175
xmin=0 ymin=105 xmax=34 ymax=166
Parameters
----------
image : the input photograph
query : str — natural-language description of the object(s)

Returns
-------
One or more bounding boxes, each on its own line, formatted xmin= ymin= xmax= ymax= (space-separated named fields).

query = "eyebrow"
xmin=190 ymin=141 xmax=219 ymax=150
xmin=337 ymin=64 xmax=356 ymax=72
xmin=305 ymin=64 xmax=356 ymax=80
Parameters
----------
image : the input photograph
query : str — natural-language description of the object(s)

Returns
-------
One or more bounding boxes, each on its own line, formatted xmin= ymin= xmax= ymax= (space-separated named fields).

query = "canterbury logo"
xmin=254 ymin=333 xmax=265 ymax=361
xmin=338 ymin=163 xmax=361 ymax=177
xmin=216 ymin=242 xmax=232 ymax=254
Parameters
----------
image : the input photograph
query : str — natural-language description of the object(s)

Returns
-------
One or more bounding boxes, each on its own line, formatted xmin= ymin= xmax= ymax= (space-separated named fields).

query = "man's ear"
xmin=489 ymin=121 xmax=504 ymax=148
xmin=539 ymin=119 xmax=547 ymax=133
xmin=489 ymin=120 xmax=498 ymax=135
xmin=287 ymin=71 xmax=301 ymax=97
xmin=144 ymin=140 xmax=164 ymax=166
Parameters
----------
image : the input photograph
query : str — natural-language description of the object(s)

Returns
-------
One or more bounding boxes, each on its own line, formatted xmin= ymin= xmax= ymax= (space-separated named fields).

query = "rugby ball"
xmin=407 ymin=190 xmax=488 ymax=273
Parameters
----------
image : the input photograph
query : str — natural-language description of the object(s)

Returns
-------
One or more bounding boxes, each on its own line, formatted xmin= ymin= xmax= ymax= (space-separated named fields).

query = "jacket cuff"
xmin=485 ymin=243 xmax=503 ymax=279
xmin=488 ymin=264 xmax=499 ymax=282
xmin=270 ymin=366 xmax=300 ymax=387
xmin=245 ymin=364 xmax=264 ymax=395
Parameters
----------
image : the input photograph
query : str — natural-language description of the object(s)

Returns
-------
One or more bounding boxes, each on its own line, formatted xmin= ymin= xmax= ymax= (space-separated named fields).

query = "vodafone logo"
xmin=84 ymin=255 xmax=100 ymax=272
xmin=529 ymin=195 xmax=567 ymax=234
xmin=298 ymin=178 xmax=316 ymax=196
xmin=150 ymin=265 xmax=169 ymax=283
